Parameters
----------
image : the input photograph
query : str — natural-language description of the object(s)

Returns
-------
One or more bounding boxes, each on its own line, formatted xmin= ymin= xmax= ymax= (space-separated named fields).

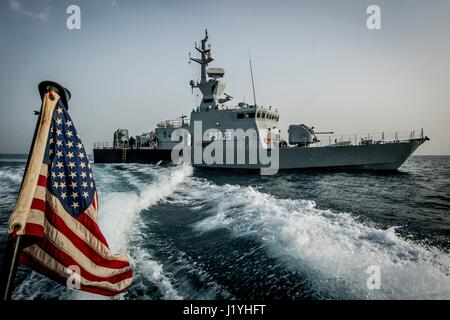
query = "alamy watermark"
xmin=64 ymin=5 xmax=382 ymax=32
xmin=170 ymin=121 xmax=279 ymax=175
xmin=367 ymin=5 xmax=382 ymax=30
xmin=66 ymin=264 xmax=81 ymax=290
xmin=66 ymin=5 xmax=81 ymax=30
xmin=366 ymin=265 xmax=381 ymax=290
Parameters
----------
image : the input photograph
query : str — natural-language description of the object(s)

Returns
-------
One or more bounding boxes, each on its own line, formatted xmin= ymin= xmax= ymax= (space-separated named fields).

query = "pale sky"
xmin=0 ymin=0 xmax=449 ymax=155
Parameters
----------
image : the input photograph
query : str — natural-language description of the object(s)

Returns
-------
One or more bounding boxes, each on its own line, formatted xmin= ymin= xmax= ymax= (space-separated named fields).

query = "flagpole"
xmin=0 ymin=101 xmax=42 ymax=301
xmin=0 ymin=89 xmax=60 ymax=300
xmin=0 ymin=235 xmax=22 ymax=300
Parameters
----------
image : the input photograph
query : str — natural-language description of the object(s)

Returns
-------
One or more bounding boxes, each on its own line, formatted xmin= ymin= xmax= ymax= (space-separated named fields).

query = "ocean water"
xmin=0 ymin=155 xmax=449 ymax=300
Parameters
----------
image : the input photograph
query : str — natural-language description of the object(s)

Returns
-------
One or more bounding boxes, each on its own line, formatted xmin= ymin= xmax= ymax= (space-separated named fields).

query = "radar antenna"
xmin=248 ymin=48 xmax=257 ymax=107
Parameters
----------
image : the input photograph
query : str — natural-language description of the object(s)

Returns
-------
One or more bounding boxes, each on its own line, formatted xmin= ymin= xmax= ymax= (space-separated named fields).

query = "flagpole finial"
xmin=47 ymin=89 xmax=55 ymax=101
xmin=38 ymin=81 xmax=71 ymax=109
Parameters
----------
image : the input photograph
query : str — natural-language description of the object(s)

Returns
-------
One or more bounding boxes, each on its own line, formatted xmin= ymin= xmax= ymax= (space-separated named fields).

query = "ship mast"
xmin=189 ymin=30 xmax=229 ymax=112
xmin=190 ymin=29 xmax=213 ymax=84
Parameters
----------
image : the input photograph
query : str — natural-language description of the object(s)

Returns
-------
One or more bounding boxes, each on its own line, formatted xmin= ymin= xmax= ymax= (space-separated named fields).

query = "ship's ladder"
xmin=122 ymin=148 xmax=127 ymax=162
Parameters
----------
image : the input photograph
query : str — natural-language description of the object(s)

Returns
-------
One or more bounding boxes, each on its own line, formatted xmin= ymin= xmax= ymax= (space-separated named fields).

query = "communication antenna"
xmin=248 ymin=48 xmax=257 ymax=107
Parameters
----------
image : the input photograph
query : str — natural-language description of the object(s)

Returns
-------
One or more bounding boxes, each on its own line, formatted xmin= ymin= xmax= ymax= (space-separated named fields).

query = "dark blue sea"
xmin=0 ymin=155 xmax=449 ymax=299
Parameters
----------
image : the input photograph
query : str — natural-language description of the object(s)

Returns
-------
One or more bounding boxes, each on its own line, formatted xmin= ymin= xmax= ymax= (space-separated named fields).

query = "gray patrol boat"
xmin=185 ymin=30 xmax=429 ymax=171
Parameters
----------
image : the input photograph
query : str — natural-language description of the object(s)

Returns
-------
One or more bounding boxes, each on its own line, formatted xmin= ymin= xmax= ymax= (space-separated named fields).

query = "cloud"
xmin=9 ymin=0 xmax=51 ymax=22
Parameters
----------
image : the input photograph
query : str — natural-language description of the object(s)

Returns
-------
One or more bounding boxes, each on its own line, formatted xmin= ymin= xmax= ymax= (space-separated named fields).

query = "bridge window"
xmin=237 ymin=113 xmax=245 ymax=119
xmin=247 ymin=112 xmax=255 ymax=118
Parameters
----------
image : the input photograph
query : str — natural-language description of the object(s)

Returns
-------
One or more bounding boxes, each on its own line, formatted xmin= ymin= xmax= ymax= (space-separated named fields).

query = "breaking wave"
xmin=115 ymin=163 xmax=193 ymax=211
xmin=0 ymin=166 xmax=24 ymax=186
xmin=180 ymin=178 xmax=450 ymax=299
xmin=0 ymin=171 xmax=23 ymax=185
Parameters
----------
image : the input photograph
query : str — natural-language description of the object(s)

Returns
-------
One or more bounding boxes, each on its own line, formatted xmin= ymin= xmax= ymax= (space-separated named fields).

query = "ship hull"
xmin=94 ymin=139 xmax=426 ymax=171
xmin=280 ymin=139 xmax=424 ymax=171
xmin=192 ymin=139 xmax=426 ymax=171
xmin=93 ymin=149 xmax=173 ymax=164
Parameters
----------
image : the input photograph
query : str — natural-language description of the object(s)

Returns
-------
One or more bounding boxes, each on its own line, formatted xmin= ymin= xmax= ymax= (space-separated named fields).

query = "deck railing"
xmin=309 ymin=129 xmax=425 ymax=148
xmin=93 ymin=142 xmax=114 ymax=149
xmin=94 ymin=129 xmax=426 ymax=150
xmin=93 ymin=141 xmax=157 ymax=150
xmin=156 ymin=118 xmax=189 ymax=128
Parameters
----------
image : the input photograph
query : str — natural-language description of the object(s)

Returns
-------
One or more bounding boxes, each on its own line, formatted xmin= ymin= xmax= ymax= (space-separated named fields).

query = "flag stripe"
xmin=21 ymin=249 xmax=132 ymax=295
xmin=31 ymin=198 xmax=46 ymax=212
xmin=43 ymin=222 xmax=131 ymax=277
xmin=44 ymin=207 xmax=130 ymax=268
xmin=24 ymin=223 xmax=44 ymax=238
xmin=27 ymin=209 xmax=44 ymax=224
xmin=36 ymin=173 xmax=46 ymax=187
xmin=39 ymin=165 xmax=48 ymax=177
xmin=75 ymin=210 xmax=107 ymax=246
xmin=28 ymin=240 xmax=132 ymax=284
xmin=37 ymin=174 xmax=47 ymax=187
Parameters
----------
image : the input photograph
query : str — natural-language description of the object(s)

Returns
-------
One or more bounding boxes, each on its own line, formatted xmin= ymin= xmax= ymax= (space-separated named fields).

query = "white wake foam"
xmin=85 ymin=164 xmax=192 ymax=300
xmin=135 ymin=165 xmax=193 ymax=210
xmin=184 ymin=179 xmax=450 ymax=299
xmin=133 ymin=248 xmax=183 ymax=300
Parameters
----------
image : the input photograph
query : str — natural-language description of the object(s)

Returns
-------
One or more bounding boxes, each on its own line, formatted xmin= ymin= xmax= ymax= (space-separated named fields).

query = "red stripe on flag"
xmin=24 ymin=223 xmax=44 ymax=238
xmin=37 ymin=174 xmax=47 ymax=187
xmin=75 ymin=213 xmax=109 ymax=247
xmin=79 ymin=283 xmax=128 ymax=297
xmin=20 ymin=251 xmax=130 ymax=296
xmin=44 ymin=207 xmax=130 ymax=269
xmin=31 ymin=198 xmax=46 ymax=212
xmin=37 ymin=238 xmax=133 ymax=284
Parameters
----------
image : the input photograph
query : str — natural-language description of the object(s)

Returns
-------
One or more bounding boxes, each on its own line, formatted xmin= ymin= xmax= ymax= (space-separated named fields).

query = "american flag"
xmin=18 ymin=98 xmax=133 ymax=296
